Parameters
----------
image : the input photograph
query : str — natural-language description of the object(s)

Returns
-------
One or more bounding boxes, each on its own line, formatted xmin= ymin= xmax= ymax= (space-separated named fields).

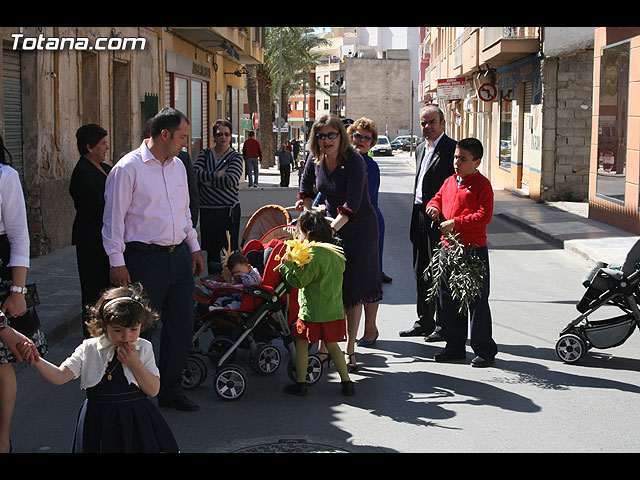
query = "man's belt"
xmin=126 ymin=241 xmax=183 ymax=253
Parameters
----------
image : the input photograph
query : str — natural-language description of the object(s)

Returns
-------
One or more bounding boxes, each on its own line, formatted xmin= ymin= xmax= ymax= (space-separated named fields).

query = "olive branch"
xmin=423 ymin=231 xmax=486 ymax=316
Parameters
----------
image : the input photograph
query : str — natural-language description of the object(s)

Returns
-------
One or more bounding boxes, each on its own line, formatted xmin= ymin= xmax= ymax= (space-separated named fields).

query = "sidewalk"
xmin=26 ymin=163 xmax=639 ymax=350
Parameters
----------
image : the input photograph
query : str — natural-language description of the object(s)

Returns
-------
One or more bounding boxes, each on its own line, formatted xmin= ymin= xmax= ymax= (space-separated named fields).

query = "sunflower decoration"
xmin=275 ymin=238 xmax=345 ymax=269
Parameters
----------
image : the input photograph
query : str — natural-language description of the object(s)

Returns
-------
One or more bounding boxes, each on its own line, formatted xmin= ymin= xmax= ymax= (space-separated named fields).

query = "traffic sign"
xmin=478 ymin=83 xmax=497 ymax=102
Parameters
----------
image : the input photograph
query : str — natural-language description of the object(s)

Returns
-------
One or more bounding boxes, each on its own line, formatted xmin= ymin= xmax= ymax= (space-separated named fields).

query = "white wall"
xmin=544 ymin=27 xmax=595 ymax=57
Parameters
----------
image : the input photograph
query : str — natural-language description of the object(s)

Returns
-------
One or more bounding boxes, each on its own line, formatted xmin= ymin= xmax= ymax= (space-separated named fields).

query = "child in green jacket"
xmin=279 ymin=210 xmax=355 ymax=396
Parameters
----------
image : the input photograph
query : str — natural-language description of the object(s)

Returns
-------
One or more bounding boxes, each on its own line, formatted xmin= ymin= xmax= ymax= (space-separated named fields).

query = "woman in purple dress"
xmin=296 ymin=114 xmax=382 ymax=372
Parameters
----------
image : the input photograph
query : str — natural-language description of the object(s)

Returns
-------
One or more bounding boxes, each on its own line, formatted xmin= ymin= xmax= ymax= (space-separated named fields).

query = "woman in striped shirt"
xmin=193 ymin=120 xmax=244 ymax=270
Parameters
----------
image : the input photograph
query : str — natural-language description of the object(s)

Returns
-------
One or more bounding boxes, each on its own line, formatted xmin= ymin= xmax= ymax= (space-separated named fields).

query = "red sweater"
xmin=242 ymin=138 xmax=262 ymax=159
xmin=426 ymin=171 xmax=493 ymax=247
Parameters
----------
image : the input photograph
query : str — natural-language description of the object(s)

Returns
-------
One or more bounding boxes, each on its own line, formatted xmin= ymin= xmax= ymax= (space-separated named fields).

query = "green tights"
xmin=294 ymin=336 xmax=350 ymax=383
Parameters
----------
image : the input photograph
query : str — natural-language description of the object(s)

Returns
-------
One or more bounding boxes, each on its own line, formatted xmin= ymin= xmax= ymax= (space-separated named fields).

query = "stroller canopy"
xmin=242 ymin=205 xmax=292 ymax=245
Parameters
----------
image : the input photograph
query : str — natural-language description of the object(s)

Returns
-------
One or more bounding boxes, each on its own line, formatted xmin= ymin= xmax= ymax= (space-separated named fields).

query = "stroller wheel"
xmin=208 ymin=336 xmax=236 ymax=367
xmin=181 ymin=356 xmax=208 ymax=390
xmin=250 ymin=344 xmax=282 ymax=375
xmin=214 ymin=364 xmax=247 ymax=401
xmin=287 ymin=354 xmax=323 ymax=385
xmin=555 ymin=333 xmax=587 ymax=364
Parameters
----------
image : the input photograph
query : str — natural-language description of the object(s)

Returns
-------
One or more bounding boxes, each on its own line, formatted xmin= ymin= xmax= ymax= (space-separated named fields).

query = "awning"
xmin=498 ymin=53 xmax=542 ymax=104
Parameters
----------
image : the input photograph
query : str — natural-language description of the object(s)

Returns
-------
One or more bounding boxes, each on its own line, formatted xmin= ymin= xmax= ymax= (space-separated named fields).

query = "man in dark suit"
xmin=399 ymin=105 xmax=456 ymax=340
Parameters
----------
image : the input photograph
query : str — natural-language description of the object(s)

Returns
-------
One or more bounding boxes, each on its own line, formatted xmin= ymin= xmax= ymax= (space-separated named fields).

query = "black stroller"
xmin=555 ymin=239 xmax=640 ymax=363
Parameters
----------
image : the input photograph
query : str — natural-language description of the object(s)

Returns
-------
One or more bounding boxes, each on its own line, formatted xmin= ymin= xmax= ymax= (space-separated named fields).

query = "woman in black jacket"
xmin=69 ymin=125 xmax=112 ymax=338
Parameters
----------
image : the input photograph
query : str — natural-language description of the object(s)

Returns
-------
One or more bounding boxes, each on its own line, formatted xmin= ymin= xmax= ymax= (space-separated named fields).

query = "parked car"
xmin=402 ymin=135 xmax=421 ymax=151
xmin=371 ymin=135 xmax=393 ymax=156
xmin=391 ymin=137 xmax=410 ymax=150
xmin=391 ymin=135 xmax=421 ymax=151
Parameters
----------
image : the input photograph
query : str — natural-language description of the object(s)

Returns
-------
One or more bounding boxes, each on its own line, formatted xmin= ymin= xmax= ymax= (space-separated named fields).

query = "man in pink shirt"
xmin=103 ymin=107 xmax=204 ymax=411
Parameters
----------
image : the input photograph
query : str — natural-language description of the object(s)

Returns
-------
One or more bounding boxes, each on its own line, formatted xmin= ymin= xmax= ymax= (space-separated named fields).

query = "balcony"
xmin=168 ymin=27 xmax=264 ymax=64
xmin=480 ymin=27 xmax=539 ymax=69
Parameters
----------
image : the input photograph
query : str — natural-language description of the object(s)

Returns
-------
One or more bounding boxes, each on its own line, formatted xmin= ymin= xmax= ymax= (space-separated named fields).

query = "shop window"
xmin=499 ymin=91 xmax=512 ymax=171
xmin=596 ymin=40 xmax=629 ymax=205
xmin=170 ymin=73 xmax=207 ymax=156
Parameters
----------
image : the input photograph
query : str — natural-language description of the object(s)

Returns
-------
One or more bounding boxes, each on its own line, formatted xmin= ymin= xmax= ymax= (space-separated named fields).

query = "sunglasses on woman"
xmin=315 ymin=132 xmax=340 ymax=140
xmin=352 ymin=132 xmax=373 ymax=142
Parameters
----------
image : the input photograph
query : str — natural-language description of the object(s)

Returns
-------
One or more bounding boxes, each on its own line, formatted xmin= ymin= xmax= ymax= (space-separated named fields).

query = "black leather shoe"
xmin=399 ymin=326 xmax=429 ymax=337
xmin=341 ymin=381 xmax=355 ymax=396
xmin=424 ymin=330 xmax=445 ymax=342
xmin=471 ymin=356 xmax=495 ymax=368
xmin=434 ymin=351 xmax=466 ymax=363
xmin=284 ymin=382 xmax=308 ymax=396
xmin=160 ymin=395 xmax=200 ymax=411
xmin=382 ymin=273 xmax=393 ymax=283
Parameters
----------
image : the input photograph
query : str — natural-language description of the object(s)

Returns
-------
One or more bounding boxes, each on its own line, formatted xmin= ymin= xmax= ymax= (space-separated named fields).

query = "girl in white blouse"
xmin=26 ymin=283 xmax=179 ymax=452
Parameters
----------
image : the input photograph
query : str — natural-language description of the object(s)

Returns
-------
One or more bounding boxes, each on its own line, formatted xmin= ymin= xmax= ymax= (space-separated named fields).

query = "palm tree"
xmin=246 ymin=27 xmax=328 ymax=167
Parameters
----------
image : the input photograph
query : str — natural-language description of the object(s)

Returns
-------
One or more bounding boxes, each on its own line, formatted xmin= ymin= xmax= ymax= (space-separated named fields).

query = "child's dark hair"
xmin=227 ymin=251 xmax=249 ymax=271
xmin=296 ymin=210 xmax=334 ymax=243
xmin=457 ymin=137 xmax=484 ymax=161
xmin=85 ymin=283 xmax=158 ymax=337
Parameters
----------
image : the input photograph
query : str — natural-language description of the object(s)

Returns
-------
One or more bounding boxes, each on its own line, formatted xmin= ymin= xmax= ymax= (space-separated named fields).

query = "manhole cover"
xmin=231 ymin=439 xmax=349 ymax=453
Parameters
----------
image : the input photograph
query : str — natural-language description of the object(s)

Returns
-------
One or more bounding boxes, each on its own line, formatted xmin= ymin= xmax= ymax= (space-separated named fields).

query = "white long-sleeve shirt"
xmin=0 ymin=164 xmax=30 ymax=268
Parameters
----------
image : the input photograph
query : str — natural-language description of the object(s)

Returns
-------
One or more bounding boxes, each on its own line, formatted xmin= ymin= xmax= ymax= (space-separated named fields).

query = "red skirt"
xmin=292 ymin=318 xmax=346 ymax=344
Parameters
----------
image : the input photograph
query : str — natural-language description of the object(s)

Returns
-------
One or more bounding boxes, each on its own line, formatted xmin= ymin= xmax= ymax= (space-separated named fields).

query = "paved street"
xmin=10 ymin=150 xmax=640 ymax=453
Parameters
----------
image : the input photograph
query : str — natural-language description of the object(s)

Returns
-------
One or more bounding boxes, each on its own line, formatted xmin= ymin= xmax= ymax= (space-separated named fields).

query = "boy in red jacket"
xmin=425 ymin=138 xmax=497 ymax=367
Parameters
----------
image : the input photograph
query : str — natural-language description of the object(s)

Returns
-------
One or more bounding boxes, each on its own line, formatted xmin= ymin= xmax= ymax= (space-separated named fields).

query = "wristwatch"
xmin=9 ymin=285 xmax=27 ymax=295
xmin=0 ymin=310 xmax=8 ymax=330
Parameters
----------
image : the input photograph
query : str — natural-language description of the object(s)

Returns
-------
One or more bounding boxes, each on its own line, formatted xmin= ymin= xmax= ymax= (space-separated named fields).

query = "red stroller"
xmin=181 ymin=236 xmax=324 ymax=400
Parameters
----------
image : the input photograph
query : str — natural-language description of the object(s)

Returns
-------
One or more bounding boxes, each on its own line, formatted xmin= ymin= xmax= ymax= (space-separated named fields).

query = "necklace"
xmin=106 ymin=359 xmax=120 ymax=381
xmin=213 ymin=146 xmax=230 ymax=160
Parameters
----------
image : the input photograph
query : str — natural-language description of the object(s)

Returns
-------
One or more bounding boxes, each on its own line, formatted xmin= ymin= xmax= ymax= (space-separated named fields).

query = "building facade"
xmin=0 ymin=26 xmax=264 ymax=256
xmin=589 ymin=27 xmax=640 ymax=234
xmin=419 ymin=27 xmax=595 ymax=202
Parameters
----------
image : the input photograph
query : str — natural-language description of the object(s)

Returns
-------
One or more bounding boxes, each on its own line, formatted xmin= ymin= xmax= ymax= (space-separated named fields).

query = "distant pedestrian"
xmin=27 ymin=283 xmax=180 ymax=452
xmin=103 ymin=107 xmax=204 ymax=412
xmin=425 ymin=137 xmax=497 ymax=367
xmin=242 ymin=131 xmax=262 ymax=188
xmin=292 ymin=139 xmax=300 ymax=169
xmin=276 ymin=143 xmax=293 ymax=187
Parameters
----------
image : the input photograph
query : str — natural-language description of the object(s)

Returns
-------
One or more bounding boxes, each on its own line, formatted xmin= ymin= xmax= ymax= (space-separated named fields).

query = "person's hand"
xmin=17 ymin=339 xmax=39 ymax=365
xmin=294 ymin=199 xmax=306 ymax=212
xmin=312 ymin=204 xmax=326 ymax=214
xmin=192 ymin=250 xmax=204 ymax=277
xmin=0 ymin=327 xmax=39 ymax=364
xmin=425 ymin=206 xmax=439 ymax=220
xmin=116 ymin=342 xmax=141 ymax=369
xmin=217 ymin=168 xmax=227 ymax=179
xmin=2 ymin=293 xmax=27 ymax=318
xmin=439 ymin=219 xmax=455 ymax=235
xmin=110 ymin=265 xmax=131 ymax=287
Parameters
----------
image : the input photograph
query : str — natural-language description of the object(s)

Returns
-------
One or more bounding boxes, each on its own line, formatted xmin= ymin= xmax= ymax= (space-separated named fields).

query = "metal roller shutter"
xmin=2 ymin=48 xmax=24 ymax=179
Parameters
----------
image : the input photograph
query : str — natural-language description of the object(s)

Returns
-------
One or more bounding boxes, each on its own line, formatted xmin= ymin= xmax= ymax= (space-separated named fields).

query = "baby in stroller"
xmin=204 ymin=252 xmax=262 ymax=311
